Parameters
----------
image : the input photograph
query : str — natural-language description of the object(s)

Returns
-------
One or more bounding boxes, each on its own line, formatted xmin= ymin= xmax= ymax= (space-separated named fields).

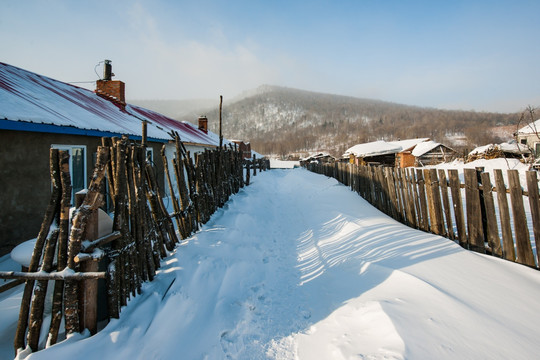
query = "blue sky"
xmin=1 ymin=0 xmax=539 ymax=112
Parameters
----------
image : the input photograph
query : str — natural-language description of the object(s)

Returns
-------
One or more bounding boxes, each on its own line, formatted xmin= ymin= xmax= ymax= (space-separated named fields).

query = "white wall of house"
xmin=517 ymin=133 xmax=540 ymax=157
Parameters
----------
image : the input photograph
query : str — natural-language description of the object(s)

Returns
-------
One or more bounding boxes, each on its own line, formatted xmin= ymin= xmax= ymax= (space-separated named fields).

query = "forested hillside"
xmin=157 ymin=85 xmax=518 ymax=158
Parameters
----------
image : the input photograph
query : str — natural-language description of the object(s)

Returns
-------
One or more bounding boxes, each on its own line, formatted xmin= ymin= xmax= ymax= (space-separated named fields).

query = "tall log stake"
xmin=14 ymin=149 xmax=62 ymax=354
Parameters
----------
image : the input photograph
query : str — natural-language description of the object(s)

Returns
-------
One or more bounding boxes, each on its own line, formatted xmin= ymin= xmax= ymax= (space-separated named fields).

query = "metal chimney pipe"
xmin=103 ymin=60 xmax=112 ymax=81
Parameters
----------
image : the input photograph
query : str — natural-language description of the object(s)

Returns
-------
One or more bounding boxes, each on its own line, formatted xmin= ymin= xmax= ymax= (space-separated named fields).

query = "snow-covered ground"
xmin=270 ymin=159 xmax=299 ymax=169
xmin=430 ymin=157 xmax=533 ymax=186
xmin=2 ymin=167 xmax=540 ymax=359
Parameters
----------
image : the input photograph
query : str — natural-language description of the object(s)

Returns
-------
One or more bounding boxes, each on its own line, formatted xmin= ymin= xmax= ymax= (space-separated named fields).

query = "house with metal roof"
xmin=0 ymin=61 xmax=222 ymax=255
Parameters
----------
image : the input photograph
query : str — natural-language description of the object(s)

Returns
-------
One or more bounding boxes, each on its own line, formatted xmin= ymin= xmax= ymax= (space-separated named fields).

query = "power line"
xmin=67 ymin=81 xmax=96 ymax=84
xmin=68 ymin=61 xmax=106 ymax=84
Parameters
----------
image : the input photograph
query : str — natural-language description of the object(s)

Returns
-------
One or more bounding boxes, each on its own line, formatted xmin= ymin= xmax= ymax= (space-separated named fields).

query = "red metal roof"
xmin=0 ymin=62 xmax=220 ymax=146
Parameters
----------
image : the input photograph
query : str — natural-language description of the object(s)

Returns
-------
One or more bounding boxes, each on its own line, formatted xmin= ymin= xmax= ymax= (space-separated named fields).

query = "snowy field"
xmin=1 ymin=168 xmax=540 ymax=359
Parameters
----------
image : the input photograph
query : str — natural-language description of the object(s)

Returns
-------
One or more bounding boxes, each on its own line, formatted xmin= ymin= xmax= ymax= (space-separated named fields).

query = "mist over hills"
xmin=130 ymin=99 xmax=216 ymax=119
xmin=136 ymin=85 xmax=518 ymax=158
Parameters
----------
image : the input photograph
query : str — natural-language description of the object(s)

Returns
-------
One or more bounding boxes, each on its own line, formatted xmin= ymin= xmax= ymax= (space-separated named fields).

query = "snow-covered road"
xmin=3 ymin=168 xmax=540 ymax=359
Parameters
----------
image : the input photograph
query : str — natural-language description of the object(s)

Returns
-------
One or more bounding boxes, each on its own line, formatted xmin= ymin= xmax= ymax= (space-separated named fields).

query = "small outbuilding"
xmin=412 ymin=141 xmax=457 ymax=166
xmin=344 ymin=140 xmax=402 ymax=166
xmin=300 ymin=152 xmax=336 ymax=165
xmin=393 ymin=138 xmax=431 ymax=168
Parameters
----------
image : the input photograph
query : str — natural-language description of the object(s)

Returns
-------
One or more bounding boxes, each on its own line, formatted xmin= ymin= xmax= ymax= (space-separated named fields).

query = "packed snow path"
xmin=19 ymin=169 xmax=540 ymax=359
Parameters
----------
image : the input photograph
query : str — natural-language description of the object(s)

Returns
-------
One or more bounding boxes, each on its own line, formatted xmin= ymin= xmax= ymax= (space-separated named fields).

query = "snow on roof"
xmin=300 ymin=152 xmax=334 ymax=161
xmin=0 ymin=62 xmax=220 ymax=146
xmin=344 ymin=140 xmax=402 ymax=158
xmin=389 ymin=138 xmax=430 ymax=151
xmin=252 ymin=150 xmax=265 ymax=159
xmin=499 ymin=142 xmax=530 ymax=154
xmin=411 ymin=140 xmax=442 ymax=157
xmin=517 ymin=119 xmax=540 ymax=134
xmin=469 ymin=142 xmax=530 ymax=156
xmin=468 ymin=144 xmax=493 ymax=156
xmin=344 ymin=138 xmax=430 ymax=158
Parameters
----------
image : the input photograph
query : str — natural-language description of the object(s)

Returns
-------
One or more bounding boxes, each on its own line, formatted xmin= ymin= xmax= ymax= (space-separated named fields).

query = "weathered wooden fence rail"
xmin=0 ymin=134 xmax=265 ymax=356
xmin=305 ymin=162 xmax=540 ymax=270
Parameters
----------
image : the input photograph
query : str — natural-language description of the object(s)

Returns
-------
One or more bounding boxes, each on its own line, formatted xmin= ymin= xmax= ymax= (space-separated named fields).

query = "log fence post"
xmin=448 ymin=169 xmax=467 ymax=248
xmin=78 ymin=202 xmax=99 ymax=335
xmin=480 ymin=172 xmax=502 ymax=257
xmin=507 ymin=170 xmax=535 ymax=267
xmin=464 ymin=168 xmax=485 ymax=253
xmin=14 ymin=149 xmax=63 ymax=354
xmin=526 ymin=171 xmax=540 ymax=267
xmin=493 ymin=169 xmax=515 ymax=261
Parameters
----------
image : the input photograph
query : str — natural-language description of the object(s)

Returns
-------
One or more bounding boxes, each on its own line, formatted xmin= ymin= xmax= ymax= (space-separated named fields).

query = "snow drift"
xmin=1 ymin=168 xmax=539 ymax=359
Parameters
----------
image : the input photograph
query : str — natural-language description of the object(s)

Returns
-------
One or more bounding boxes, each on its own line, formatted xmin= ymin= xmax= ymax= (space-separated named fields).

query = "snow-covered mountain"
xmin=142 ymin=85 xmax=515 ymax=157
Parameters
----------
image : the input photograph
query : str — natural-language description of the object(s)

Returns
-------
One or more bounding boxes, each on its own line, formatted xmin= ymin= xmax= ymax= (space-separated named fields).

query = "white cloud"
xmin=110 ymin=3 xmax=282 ymax=100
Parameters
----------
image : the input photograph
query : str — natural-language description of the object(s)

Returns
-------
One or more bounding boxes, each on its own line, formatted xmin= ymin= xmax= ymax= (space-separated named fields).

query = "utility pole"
xmin=219 ymin=95 xmax=223 ymax=150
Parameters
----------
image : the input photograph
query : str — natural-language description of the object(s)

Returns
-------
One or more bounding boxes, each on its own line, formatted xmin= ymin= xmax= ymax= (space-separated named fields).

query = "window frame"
xmin=51 ymin=144 xmax=88 ymax=203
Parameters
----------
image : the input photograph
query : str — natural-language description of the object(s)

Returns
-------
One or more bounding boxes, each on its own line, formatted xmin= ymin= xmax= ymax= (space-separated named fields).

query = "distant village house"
xmin=515 ymin=119 xmax=540 ymax=158
xmin=344 ymin=138 xmax=455 ymax=167
xmin=300 ymin=153 xmax=336 ymax=166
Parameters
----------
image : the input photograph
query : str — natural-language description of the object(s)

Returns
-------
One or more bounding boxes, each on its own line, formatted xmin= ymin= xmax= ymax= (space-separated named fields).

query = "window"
xmin=520 ymin=139 xmax=527 ymax=145
xmin=535 ymin=143 xmax=540 ymax=158
xmin=51 ymin=145 xmax=87 ymax=202
xmin=146 ymin=147 xmax=154 ymax=163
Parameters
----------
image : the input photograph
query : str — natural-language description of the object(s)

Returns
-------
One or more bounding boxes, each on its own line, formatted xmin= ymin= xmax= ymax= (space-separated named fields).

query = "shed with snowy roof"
xmin=391 ymin=138 xmax=430 ymax=168
xmin=0 ymin=61 xmax=223 ymax=255
xmin=344 ymin=140 xmax=402 ymax=166
xmin=410 ymin=140 xmax=457 ymax=166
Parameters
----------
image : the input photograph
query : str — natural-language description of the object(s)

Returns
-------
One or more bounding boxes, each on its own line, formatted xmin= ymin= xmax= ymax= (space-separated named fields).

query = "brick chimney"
xmin=95 ymin=60 xmax=126 ymax=105
xmin=198 ymin=116 xmax=208 ymax=133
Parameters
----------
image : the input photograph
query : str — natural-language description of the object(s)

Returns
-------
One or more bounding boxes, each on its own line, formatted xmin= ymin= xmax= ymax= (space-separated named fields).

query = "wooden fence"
xmin=305 ymin=162 xmax=540 ymax=269
xmin=0 ymin=133 xmax=264 ymax=356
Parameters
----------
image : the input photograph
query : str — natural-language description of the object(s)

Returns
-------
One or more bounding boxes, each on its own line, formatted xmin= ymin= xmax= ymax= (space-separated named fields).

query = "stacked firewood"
xmin=466 ymin=145 xmax=504 ymax=162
